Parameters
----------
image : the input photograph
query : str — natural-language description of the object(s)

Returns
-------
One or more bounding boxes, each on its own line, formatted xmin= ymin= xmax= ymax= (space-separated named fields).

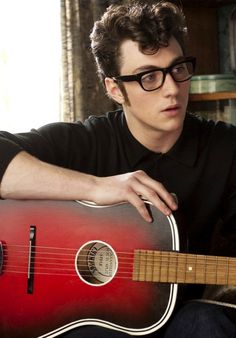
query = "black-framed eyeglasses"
xmin=113 ymin=56 xmax=196 ymax=92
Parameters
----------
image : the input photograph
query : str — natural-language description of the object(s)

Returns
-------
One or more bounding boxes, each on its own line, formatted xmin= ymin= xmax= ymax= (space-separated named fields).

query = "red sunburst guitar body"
xmin=1 ymin=200 xmax=235 ymax=337
xmin=0 ymin=199 xmax=179 ymax=337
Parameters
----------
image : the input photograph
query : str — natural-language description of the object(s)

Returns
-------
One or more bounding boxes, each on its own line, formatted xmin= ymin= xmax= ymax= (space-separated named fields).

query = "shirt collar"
xmin=121 ymin=112 xmax=200 ymax=168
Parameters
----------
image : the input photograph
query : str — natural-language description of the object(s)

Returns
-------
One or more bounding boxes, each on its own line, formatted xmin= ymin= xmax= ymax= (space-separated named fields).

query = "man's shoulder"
xmin=80 ymin=109 xmax=125 ymax=146
xmin=186 ymin=112 xmax=236 ymax=141
xmin=85 ymin=109 xmax=123 ymax=128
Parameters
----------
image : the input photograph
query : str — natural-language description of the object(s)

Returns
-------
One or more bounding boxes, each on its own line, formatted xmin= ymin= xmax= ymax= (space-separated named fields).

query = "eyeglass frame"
xmin=112 ymin=56 xmax=196 ymax=92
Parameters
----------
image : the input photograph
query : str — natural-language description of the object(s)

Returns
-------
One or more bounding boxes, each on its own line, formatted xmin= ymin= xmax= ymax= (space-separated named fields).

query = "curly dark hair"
xmin=90 ymin=1 xmax=188 ymax=83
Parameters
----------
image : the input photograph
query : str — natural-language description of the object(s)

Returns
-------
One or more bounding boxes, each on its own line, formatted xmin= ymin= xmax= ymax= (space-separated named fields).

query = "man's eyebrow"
xmin=132 ymin=65 xmax=159 ymax=74
xmin=132 ymin=56 xmax=186 ymax=74
xmin=169 ymin=55 xmax=186 ymax=66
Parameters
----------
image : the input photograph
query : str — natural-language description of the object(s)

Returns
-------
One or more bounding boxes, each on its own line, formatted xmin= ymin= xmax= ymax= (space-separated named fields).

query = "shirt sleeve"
xmin=0 ymin=121 xmax=93 ymax=183
xmin=0 ymin=135 xmax=24 ymax=181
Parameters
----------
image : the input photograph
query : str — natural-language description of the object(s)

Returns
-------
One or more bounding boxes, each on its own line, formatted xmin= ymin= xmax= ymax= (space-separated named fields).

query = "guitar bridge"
xmin=27 ymin=225 xmax=36 ymax=294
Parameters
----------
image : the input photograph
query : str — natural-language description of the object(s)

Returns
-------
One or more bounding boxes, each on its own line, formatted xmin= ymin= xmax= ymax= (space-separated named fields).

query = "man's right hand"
xmin=93 ymin=170 xmax=178 ymax=222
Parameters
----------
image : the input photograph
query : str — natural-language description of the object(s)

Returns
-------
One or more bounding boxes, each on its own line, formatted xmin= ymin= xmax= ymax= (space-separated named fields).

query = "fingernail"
xmin=171 ymin=193 xmax=178 ymax=205
xmin=164 ymin=207 xmax=171 ymax=215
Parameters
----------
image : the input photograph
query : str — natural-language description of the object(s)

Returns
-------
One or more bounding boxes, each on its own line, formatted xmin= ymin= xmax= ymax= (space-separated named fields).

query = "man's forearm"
xmin=0 ymin=151 xmax=97 ymax=201
xmin=0 ymin=151 xmax=177 ymax=222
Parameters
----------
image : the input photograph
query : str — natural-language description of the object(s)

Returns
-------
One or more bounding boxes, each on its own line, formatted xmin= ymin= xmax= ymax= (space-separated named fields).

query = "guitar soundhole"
xmin=75 ymin=241 xmax=118 ymax=286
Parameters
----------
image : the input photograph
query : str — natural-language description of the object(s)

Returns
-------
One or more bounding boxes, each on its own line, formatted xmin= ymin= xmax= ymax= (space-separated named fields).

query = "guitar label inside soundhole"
xmin=75 ymin=241 xmax=118 ymax=286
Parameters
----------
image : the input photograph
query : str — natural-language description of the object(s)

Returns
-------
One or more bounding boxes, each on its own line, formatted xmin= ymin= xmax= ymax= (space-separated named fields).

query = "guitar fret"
xmin=216 ymin=256 xmax=227 ymax=285
xmin=206 ymin=256 xmax=217 ymax=284
xmin=159 ymin=251 xmax=167 ymax=283
xmin=229 ymin=259 xmax=236 ymax=285
xmin=167 ymin=252 xmax=177 ymax=283
xmin=187 ymin=254 xmax=196 ymax=284
xmin=205 ymin=256 xmax=223 ymax=285
xmin=138 ymin=250 xmax=146 ymax=282
xmin=153 ymin=251 xmax=161 ymax=282
xmin=132 ymin=250 xmax=140 ymax=281
xmin=145 ymin=250 xmax=154 ymax=282
xmin=202 ymin=255 xmax=207 ymax=284
xmin=176 ymin=252 xmax=186 ymax=283
xmin=226 ymin=257 xmax=229 ymax=285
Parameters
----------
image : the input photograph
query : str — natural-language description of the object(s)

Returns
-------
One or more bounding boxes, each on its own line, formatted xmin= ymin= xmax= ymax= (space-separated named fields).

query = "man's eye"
xmin=173 ymin=64 xmax=186 ymax=74
xmin=142 ymin=72 xmax=159 ymax=83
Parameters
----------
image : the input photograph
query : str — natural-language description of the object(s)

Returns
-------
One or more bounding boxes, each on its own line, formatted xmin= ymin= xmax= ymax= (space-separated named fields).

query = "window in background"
xmin=0 ymin=0 xmax=61 ymax=132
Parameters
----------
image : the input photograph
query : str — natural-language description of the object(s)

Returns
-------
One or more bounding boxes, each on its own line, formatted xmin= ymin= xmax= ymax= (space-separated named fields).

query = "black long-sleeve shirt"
xmin=0 ymin=110 xmax=236 ymax=258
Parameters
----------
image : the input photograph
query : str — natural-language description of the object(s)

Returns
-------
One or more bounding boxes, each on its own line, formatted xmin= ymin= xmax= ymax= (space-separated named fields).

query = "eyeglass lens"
xmin=141 ymin=60 xmax=194 ymax=91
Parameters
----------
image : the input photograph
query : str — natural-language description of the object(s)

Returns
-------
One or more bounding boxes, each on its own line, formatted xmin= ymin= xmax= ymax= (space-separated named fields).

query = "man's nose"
xmin=162 ymin=73 xmax=179 ymax=95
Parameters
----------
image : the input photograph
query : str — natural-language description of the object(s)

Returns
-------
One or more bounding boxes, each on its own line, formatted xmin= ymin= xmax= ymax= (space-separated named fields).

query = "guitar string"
xmin=3 ymin=267 xmax=234 ymax=282
xmin=2 ymin=246 xmax=235 ymax=270
xmin=2 ymin=244 xmax=235 ymax=268
xmin=3 ymin=256 xmax=234 ymax=271
xmin=3 ymin=251 xmax=235 ymax=272
xmin=2 ymin=266 xmax=235 ymax=283
xmin=2 ymin=268 xmax=234 ymax=285
xmin=3 ymin=243 xmax=236 ymax=261
xmin=2 ymin=248 xmax=235 ymax=283
xmin=3 ymin=261 xmax=233 ymax=273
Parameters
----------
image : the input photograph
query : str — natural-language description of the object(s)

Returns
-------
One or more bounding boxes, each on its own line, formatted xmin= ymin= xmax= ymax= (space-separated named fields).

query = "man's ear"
xmin=104 ymin=77 xmax=125 ymax=104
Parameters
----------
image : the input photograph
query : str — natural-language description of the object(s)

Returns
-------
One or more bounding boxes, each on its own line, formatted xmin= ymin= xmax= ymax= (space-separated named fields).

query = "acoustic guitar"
xmin=0 ymin=199 xmax=235 ymax=337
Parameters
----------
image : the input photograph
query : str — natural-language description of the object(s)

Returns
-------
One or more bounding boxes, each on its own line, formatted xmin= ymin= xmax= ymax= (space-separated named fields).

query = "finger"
xmin=129 ymin=180 xmax=174 ymax=216
xmin=126 ymin=193 xmax=153 ymax=222
xmin=151 ymin=184 xmax=178 ymax=211
xmin=134 ymin=171 xmax=178 ymax=210
xmin=141 ymin=189 xmax=173 ymax=216
xmin=130 ymin=189 xmax=171 ymax=219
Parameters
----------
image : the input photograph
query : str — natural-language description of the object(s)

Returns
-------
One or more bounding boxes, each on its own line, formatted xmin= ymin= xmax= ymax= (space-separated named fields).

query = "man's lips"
xmin=160 ymin=104 xmax=181 ymax=117
xmin=162 ymin=104 xmax=180 ymax=112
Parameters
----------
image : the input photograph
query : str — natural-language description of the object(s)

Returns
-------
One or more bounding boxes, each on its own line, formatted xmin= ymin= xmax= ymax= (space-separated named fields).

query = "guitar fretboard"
xmin=133 ymin=250 xmax=236 ymax=285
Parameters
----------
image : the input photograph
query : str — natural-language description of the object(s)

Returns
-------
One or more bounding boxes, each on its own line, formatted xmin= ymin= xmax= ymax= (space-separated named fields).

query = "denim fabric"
xmin=164 ymin=302 xmax=236 ymax=338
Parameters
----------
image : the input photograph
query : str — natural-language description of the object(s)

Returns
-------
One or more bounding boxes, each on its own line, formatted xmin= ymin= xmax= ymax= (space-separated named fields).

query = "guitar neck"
xmin=133 ymin=250 xmax=236 ymax=285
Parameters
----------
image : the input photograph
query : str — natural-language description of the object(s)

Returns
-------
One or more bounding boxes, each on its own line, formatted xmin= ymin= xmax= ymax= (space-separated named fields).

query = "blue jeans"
xmin=61 ymin=302 xmax=236 ymax=337
xmin=164 ymin=302 xmax=236 ymax=338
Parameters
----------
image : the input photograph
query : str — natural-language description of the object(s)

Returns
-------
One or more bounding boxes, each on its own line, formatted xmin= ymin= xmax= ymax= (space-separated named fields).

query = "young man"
xmin=0 ymin=1 xmax=235 ymax=337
